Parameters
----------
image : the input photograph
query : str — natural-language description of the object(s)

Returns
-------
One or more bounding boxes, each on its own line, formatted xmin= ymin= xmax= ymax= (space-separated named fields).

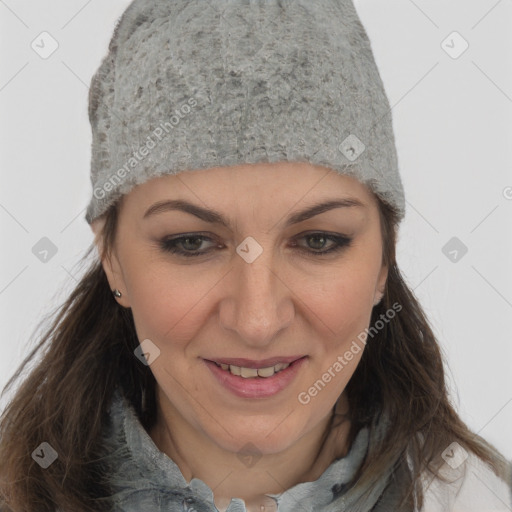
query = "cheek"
xmin=294 ymin=269 xmax=375 ymax=424
xmin=301 ymin=265 xmax=377 ymax=345
xmin=123 ymin=256 xmax=216 ymax=345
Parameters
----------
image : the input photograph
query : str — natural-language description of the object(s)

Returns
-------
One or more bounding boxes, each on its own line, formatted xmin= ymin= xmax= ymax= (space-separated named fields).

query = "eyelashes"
xmin=158 ymin=232 xmax=352 ymax=258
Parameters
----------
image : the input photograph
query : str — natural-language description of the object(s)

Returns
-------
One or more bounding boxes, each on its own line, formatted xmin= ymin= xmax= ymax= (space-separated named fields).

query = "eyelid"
xmin=158 ymin=231 xmax=352 ymax=258
xmin=291 ymin=232 xmax=352 ymax=255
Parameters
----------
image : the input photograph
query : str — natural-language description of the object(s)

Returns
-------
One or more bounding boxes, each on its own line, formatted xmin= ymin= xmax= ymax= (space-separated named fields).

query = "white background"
xmin=1 ymin=0 xmax=511 ymax=460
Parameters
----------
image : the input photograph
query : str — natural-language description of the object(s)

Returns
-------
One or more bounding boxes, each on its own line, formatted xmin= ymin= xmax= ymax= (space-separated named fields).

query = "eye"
xmin=291 ymin=232 xmax=352 ymax=256
xmin=158 ymin=232 xmax=352 ymax=258
xmin=159 ymin=233 xmax=219 ymax=257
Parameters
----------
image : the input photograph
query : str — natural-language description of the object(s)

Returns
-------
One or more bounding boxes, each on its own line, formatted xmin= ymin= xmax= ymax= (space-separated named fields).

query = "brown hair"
xmin=0 ymin=196 xmax=509 ymax=511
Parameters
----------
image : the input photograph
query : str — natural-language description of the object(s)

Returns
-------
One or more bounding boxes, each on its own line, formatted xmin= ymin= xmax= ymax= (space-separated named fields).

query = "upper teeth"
xmin=218 ymin=362 xmax=290 ymax=378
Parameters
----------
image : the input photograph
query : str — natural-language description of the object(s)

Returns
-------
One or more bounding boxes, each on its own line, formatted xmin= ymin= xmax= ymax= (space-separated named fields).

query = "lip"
xmin=203 ymin=356 xmax=308 ymax=399
xmin=204 ymin=355 xmax=305 ymax=369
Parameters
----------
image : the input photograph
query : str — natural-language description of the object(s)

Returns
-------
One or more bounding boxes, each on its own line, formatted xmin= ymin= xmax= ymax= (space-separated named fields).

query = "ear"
xmin=373 ymin=263 xmax=388 ymax=306
xmin=91 ymin=217 xmax=131 ymax=308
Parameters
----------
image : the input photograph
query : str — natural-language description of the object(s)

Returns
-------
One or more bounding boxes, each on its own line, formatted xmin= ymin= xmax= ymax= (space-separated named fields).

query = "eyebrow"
xmin=143 ymin=197 xmax=365 ymax=229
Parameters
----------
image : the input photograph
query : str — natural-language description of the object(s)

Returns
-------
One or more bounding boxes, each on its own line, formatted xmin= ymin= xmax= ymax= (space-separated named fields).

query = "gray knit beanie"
xmin=85 ymin=0 xmax=405 ymax=225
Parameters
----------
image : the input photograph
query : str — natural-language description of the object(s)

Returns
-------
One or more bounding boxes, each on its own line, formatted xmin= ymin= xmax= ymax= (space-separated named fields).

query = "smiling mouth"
xmin=205 ymin=356 xmax=307 ymax=379
xmin=204 ymin=356 xmax=308 ymax=399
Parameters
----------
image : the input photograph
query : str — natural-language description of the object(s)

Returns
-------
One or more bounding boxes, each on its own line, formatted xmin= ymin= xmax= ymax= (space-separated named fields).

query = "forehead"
xmin=122 ymin=162 xmax=377 ymax=208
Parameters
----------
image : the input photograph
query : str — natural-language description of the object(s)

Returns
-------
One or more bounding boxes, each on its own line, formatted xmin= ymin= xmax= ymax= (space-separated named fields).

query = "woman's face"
xmin=94 ymin=162 xmax=388 ymax=455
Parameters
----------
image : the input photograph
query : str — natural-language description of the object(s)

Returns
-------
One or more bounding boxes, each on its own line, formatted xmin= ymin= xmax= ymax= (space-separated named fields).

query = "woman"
xmin=1 ymin=0 xmax=510 ymax=511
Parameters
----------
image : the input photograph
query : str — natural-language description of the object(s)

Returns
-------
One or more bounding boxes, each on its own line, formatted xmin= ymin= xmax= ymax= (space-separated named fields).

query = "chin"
xmin=211 ymin=418 xmax=306 ymax=456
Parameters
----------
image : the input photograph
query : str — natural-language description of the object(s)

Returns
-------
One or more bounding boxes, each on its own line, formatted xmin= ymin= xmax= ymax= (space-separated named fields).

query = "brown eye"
xmin=158 ymin=232 xmax=352 ymax=258
xmin=292 ymin=232 xmax=352 ymax=256
xmin=159 ymin=234 xmax=219 ymax=257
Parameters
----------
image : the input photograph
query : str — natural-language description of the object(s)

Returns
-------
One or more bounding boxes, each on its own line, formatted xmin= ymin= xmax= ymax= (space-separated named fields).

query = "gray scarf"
xmin=100 ymin=387 xmax=412 ymax=511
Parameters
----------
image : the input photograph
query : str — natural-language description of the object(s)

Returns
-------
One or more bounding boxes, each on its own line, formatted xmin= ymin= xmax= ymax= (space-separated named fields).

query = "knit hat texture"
xmin=85 ymin=0 xmax=405 ymax=224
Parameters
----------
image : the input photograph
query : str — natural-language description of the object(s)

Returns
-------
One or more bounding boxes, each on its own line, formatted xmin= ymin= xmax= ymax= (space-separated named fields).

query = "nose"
xmin=219 ymin=244 xmax=294 ymax=348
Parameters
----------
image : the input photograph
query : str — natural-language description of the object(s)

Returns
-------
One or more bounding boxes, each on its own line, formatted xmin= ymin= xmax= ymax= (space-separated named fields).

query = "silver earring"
xmin=112 ymin=289 xmax=122 ymax=298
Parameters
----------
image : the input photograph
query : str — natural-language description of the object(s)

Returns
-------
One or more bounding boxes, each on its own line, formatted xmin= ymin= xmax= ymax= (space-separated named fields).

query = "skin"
xmin=92 ymin=161 xmax=387 ymax=512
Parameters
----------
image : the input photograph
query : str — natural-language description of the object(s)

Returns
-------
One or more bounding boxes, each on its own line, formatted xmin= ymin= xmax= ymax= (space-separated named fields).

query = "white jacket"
xmin=420 ymin=450 xmax=511 ymax=511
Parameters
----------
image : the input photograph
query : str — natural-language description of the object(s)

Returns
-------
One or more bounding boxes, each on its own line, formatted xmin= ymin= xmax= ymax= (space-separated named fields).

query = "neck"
xmin=148 ymin=389 xmax=351 ymax=512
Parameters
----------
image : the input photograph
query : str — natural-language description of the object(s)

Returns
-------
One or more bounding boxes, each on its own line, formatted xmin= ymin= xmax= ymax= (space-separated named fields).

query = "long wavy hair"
xmin=0 ymin=196 xmax=509 ymax=512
